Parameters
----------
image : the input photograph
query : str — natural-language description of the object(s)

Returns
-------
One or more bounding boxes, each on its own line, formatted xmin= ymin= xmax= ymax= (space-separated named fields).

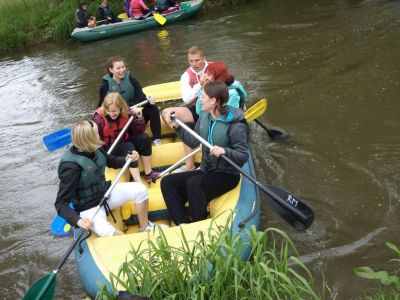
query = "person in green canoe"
xmin=99 ymin=0 xmax=122 ymax=24
xmin=76 ymin=2 xmax=92 ymax=28
xmin=153 ymin=0 xmax=178 ymax=13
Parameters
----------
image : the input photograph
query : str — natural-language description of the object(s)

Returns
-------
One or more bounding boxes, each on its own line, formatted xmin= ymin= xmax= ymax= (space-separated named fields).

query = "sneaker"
xmin=145 ymin=170 xmax=161 ymax=183
xmin=172 ymin=165 xmax=195 ymax=173
xmin=153 ymin=139 xmax=162 ymax=146
xmin=139 ymin=221 xmax=169 ymax=232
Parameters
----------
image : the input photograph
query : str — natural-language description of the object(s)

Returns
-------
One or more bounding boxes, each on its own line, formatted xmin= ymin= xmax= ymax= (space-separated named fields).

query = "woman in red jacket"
xmin=93 ymin=92 xmax=160 ymax=184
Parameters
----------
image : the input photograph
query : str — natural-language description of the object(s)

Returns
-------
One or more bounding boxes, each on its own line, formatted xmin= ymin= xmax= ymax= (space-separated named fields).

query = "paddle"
xmin=23 ymin=158 xmax=133 ymax=300
xmin=43 ymin=100 xmax=148 ymax=152
xmin=172 ymin=117 xmax=314 ymax=231
xmin=153 ymin=12 xmax=167 ymax=25
xmin=118 ymin=13 xmax=128 ymax=19
xmin=254 ymin=118 xmax=291 ymax=142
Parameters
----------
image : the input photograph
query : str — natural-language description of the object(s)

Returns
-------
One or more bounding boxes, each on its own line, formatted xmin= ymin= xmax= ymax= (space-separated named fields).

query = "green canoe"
xmin=71 ymin=0 xmax=203 ymax=42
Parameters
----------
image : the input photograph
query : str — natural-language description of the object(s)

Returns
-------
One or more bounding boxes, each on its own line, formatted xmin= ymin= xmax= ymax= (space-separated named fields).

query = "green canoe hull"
xmin=71 ymin=0 xmax=203 ymax=42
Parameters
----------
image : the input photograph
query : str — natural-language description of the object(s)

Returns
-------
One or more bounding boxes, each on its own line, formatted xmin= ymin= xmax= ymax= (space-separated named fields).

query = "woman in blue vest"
xmin=54 ymin=120 xmax=163 ymax=236
xmin=160 ymin=81 xmax=249 ymax=224
xmin=98 ymin=56 xmax=162 ymax=146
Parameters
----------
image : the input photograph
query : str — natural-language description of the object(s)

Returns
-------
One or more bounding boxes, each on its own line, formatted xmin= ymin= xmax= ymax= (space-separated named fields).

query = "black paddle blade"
xmin=23 ymin=273 xmax=56 ymax=300
xmin=254 ymin=119 xmax=291 ymax=142
xmin=269 ymin=131 xmax=292 ymax=142
xmin=265 ymin=186 xmax=314 ymax=231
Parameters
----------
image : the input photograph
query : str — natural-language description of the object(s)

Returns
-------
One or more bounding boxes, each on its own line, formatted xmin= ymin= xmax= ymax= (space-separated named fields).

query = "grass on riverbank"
xmin=0 ymin=0 xmax=255 ymax=53
xmin=97 ymin=223 xmax=329 ymax=299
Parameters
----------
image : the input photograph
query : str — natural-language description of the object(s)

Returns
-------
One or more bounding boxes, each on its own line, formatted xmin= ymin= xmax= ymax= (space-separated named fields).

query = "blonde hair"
xmin=188 ymin=45 xmax=204 ymax=57
xmin=99 ymin=92 xmax=129 ymax=117
xmin=71 ymin=120 xmax=104 ymax=152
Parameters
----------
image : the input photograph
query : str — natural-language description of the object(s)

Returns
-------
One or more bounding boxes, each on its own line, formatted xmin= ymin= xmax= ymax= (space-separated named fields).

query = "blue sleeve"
xmin=195 ymin=91 xmax=203 ymax=115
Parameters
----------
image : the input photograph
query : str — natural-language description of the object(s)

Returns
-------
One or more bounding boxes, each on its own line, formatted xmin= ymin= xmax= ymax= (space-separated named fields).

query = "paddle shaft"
xmin=107 ymin=100 xmax=148 ymax=155
xmin=158 ymin=147 xmax=201 ymax=177
xmin=173 ymin=118 xmax=313 ymax=227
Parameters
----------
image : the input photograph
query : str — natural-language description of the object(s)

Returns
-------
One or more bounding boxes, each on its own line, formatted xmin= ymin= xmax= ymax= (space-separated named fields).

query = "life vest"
xmin=100 ymin=5 xmax=113 ymax=18
xmin=197 ymin=113 xmax=239 ymax=174
xmin=185 ymin=61 xmax=209 ymax=88
xmin=102 ymin=71 xmax=136 ymax=106
xmin=95 ymin=108 xmax=129 ymax=148
xmin=75 ymin=8 xmax=89 ymax=27
xmin=186 ymin=67 xmax=200 ymax=88
xmin=131 ymin=0 xmax=147 ymax=17
xmin=58 ymin=149 xmax=110 ymax=212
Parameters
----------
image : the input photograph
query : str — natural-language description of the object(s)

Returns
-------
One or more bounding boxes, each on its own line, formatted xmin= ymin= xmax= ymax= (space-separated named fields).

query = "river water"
xmin=1 ymin=0 xmax=399 ymax=299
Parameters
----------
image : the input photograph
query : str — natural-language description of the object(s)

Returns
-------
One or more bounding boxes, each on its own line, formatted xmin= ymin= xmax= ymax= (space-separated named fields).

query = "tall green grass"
xmin=97 ymin=222 xmax=328 ymax=299
xmin=0 ymin=0 xmax=52 ymax=52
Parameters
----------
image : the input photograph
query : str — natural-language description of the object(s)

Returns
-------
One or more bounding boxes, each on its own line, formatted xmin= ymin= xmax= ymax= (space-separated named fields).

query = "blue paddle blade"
xmin=51 ymin=215 xmax=72 ymax=237
xmin=43 ymin=128 xmax=71 ymax=151
xmin=51 ymin=203 xmax=74 ymax=237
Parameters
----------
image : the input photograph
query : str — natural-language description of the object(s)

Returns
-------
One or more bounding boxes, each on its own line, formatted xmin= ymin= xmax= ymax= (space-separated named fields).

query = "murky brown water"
xmin=1 ymin=0 xmax=399 ymax=299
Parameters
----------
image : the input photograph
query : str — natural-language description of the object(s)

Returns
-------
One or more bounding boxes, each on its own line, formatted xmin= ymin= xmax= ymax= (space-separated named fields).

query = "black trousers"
xmin=160 ymin=169 xmax=240 ymax=225
xmin=142 ymin=105 xmax=161 ymax=140
xmin=110 ymin=133 xmax=152 ymax=168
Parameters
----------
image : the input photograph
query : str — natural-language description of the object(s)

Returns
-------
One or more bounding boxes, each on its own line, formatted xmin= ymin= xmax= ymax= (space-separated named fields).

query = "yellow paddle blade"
xmin=153 ymin=12 xmax=167 ymax=25
xmin=245 ymin=98 xmax=268 ymax=123
xmin=118 ymin=13 xmax=128 ymax=19
xmin=143 ymin=81 xmax=181 ymax=102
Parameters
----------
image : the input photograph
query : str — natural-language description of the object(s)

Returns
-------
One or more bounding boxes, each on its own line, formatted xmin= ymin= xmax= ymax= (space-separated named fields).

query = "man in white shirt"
xmin=180 ymin=46 xmax=209 ymax=104
xmin=161 ymin=46 xmax=209 ymax=172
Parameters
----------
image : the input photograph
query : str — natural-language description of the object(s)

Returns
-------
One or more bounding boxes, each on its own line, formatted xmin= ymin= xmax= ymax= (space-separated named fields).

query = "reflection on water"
xmin=157 ymin=29 xmax=171 ymax=51
xmin=1 ymin=0 xmax=400 ymax=299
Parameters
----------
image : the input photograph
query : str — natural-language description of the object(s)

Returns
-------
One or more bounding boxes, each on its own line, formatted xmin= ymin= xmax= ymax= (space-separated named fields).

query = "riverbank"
xmin=0 ymin=0 xmax=255 ymax=54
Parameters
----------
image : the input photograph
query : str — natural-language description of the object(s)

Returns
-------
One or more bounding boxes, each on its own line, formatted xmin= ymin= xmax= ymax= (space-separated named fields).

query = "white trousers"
xmin=79 ymin=182 xmax=148 ymax=236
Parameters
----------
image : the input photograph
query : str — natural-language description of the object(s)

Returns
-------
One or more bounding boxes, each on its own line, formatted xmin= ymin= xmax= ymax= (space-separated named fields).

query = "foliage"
xmin=0 ymin=0 xmax=256 ymax=53
xmin=96 ymin=222 xmax=325 ymax=299
xmin=354 ymin=242 xmax=400 ymax=300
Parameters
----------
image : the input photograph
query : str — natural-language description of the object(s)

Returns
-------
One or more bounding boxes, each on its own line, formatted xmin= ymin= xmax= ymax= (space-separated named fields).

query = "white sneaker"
xmin=139 ymin=221 xmax=169 ymax=232
xmin=153 ymin=139 xmax=162 ymax=146
xmin=172 ymin=165 xmax=195 ymax=173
